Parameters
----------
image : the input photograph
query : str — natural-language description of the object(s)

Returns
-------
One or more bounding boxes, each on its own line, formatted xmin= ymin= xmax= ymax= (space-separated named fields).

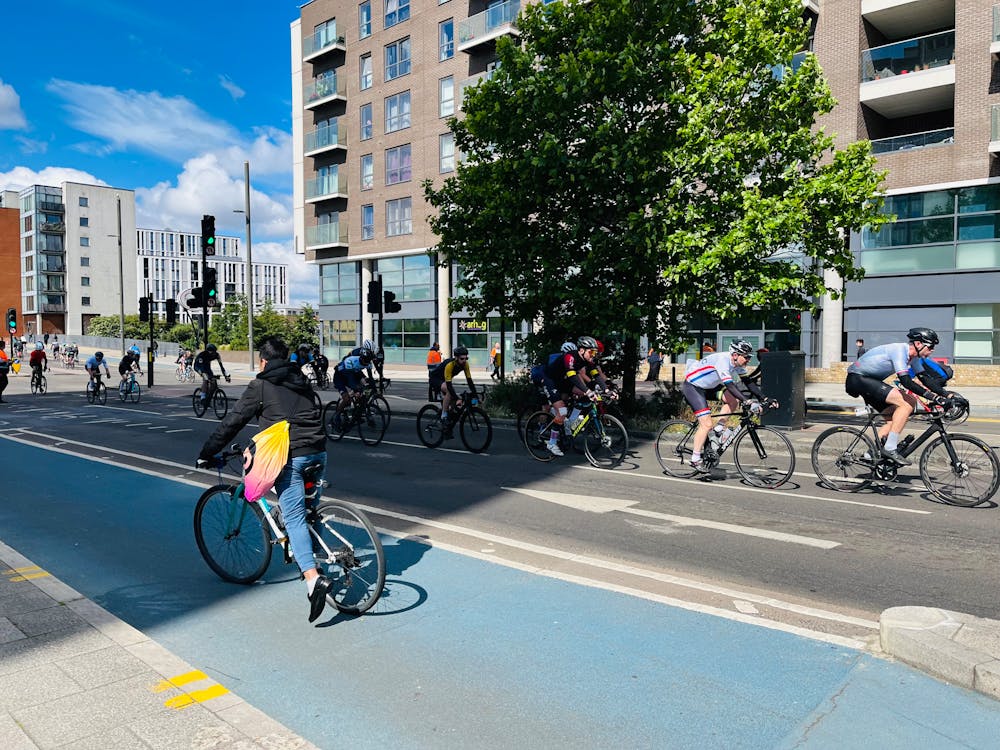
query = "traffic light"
xmin=165 ymin=298 xmax=178 ymax=326
xmin=138 ymin=296 xmax=150 ymax=322
xmin=187 ymin=287 xmax=205 ymax=309
xmin=383 ymin=290 xmax=402 ymax=313
xmin=204 ymin=266 xmax=218 ymax=307
xmin=366 ymin=278 xmax=382 ymax=314
xmin=201 ymin=215 xmax=216 ymax=256
xmin=5 ymin=307 xmax=15 ymax=333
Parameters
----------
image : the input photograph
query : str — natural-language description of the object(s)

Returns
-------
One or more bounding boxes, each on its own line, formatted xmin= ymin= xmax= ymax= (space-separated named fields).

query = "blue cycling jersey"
xmin=85 ymin=355 xmax=106 ymax=371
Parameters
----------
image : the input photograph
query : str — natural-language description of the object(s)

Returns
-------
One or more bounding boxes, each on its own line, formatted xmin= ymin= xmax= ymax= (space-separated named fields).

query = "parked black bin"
xmin=758 ymin=350 xmax=806 ymax=429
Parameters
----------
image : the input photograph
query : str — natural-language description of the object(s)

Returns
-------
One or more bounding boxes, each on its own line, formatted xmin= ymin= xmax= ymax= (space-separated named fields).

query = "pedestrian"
xmin=427 ymin=342 xmax=442 ymax=401
xmin=645 ymin=348 xmax=663 ymax=381
xmin=856 ymin=338 xmax=867 ymax=360
xmin=0 ymin=340 xmax=9 ymax=403
xmin=43 ymin=332 xmax=49 ymax=346
xmin=491 ymin=345 xmax=502 ymax=381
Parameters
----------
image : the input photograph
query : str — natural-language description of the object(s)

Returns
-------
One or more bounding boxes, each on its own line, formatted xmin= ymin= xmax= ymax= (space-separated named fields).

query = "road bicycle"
xmin=175 ymin=363 xmax=195 ymax=383
xmin=417 ymin=390 xmax=493 ymax=453
xmin=322 ymin=386 xmax=389 ymax=446
xmin=523 ymin=394 xmax=629 ymax=469
xmin=118 ymin=371 xmax=142 ymax=403
xmin=193 ymin=375 xmax=229 ymax=419
xmin=193 ymin=446 xmax=386 ymax=615
xmin=85 ymin=374 xmax=107 ymax=405
xmin=810 ymin=398 xmax=999 ymax=507
xmin=30 ymin=368 xmax=47 ymax=395
xmin=655 ymin=401 xmax=794 ymax=488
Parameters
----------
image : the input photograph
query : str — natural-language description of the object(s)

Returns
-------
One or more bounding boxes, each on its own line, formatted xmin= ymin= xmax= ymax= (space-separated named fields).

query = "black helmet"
xmin=906 ymin=327 xmax=939 ymax=346
xmin=206 ymin=343 xmax=217 ymax=353
xmin=453 ymin=346 xmax=469 ymax=357
xmin=95 ymin=351 xmax=104 ymax=359
xmin=577 ymin=336 xmax=598 ymax=350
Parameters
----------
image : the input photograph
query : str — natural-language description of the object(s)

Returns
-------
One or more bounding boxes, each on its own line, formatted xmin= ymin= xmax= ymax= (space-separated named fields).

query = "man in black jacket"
xmin=197 ymin=337 xmax=332 ymax=623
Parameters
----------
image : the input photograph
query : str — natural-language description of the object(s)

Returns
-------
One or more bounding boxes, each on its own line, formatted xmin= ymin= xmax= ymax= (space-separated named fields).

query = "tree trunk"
xmin=621 ymin=335 xmax=639 ymax=400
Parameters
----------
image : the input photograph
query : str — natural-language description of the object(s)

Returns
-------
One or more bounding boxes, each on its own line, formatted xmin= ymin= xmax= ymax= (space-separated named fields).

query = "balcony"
xmin=871 ymin=127 xmax=954 ymax=154
xmin=305 ymin=222 xmax=348 ymax=250
xmin=772 ymin=51 xmax=808 ymax=81
xmin=458 ymin=1 xmax=520 ymax=54
xmin=861 ymin=0 xmax=955 ymax=39
xmin=40 ymin=303 xmax=65 ymax=313
xmin=305 ymin=122 xmax=347 ymax=156
xmin=991 ymin=104 xmax=1000 ymax=157
xmin=304 ymin=75 xmax=346 ymax=110
xmin=993 ymin=5 xmax=1000 ymax=58
xmin=860 ymin=30 xmax=955 ymax=118
xmin=39 ymin=221 xmax=65 ymax=234
xmin=303 ymin=27 xmax=346 ymax=62
xmin=305 ymin=170 xmax=348 ymax=203
xmin=458 ymin=69 xmax=498 ymax=110
xmin=37 ymin=200 xmax=64 ymax=213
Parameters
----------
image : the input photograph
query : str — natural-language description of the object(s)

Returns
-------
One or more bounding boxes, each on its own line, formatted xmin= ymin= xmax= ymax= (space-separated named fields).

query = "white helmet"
xmin=362 ymin=339 xmax=377 ymax=353
xmin=35 ymin=342 xmax=44 ymax=350
xmin=560 ymin=341 xmax=576 ymax=353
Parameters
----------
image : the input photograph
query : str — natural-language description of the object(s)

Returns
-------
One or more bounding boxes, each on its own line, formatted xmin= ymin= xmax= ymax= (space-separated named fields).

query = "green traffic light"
xmin=207 ymin=237 xmax=215 ymax=244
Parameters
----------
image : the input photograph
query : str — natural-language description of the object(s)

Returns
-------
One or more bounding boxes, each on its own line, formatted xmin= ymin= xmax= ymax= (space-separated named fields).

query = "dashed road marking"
xmin=3 ymin=565 xmax=51 ymax=582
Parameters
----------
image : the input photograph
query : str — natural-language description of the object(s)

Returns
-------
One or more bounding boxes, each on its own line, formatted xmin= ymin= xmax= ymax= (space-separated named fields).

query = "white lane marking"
xmin=501 ymin=487 xmax=840 ymax=549
xmin=147 ymin=426 xmax=169 ymax=430
xmin=734 ymin=601 xmax=760 ymax=615
xmin=164 ymin=429 xmax=192 ymax=434
xmin=86 ymin=405 xmax=166 ymax=417
xmin=126 ymin=423 xmax=153 ymax=427
xmin=570 ymin=465 xmax=932 ymax=515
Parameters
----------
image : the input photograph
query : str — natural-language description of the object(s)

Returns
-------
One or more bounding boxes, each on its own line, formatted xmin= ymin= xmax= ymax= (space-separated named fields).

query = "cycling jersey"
xmin=29 ymin=350 xmax=47 ymax=368
xmin=336 ymin=355 xmax=365 ymax=372
xmin=847 ymin=343 xmax=911 ymax=380
xmin=544 ymin=351 xmax=592 ymax=392
xmin=118 ymin=352 xmax=141 ymax=376
xmin=430 ymin=357 xmax=472 ymax=383
xmin=684 ymin=352 xmax=745 ymax=390
xmin=84 ymin=356 xmax=106 ymax=372
xmin=194 ymin=350 xmax=226 ymax=377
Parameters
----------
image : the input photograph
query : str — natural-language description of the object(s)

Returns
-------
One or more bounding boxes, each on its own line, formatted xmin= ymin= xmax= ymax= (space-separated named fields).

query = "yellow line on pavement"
xmin=4 ymin=566 xmax=50 ymax=581
xmin=152 ymin=670 xmax=209 ymax=692
xmin=164 ymin=684 xmax=230 ymax=709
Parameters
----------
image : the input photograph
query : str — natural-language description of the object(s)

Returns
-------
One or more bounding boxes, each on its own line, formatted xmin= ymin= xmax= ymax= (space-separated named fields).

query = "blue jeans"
xmin=273 ymin=452 xmax=327 ymax=575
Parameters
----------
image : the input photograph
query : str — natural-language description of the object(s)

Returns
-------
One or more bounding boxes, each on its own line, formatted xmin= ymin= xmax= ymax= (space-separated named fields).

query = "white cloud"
xmin=0 ymin=79 xmax=27 ymax=130
xmin=14 ymin=136 xmax=48 ymax=155
xmin=0 ymin=165 xmax=107 ymax=192
xmin=252 ymin=240 xmax=318 ymax=308
xmin=219 ymin=75 xmax=245 ymax=100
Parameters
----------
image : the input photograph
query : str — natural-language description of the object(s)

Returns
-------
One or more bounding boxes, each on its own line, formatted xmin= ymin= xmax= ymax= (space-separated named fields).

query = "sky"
xmin=0 ymin=0 xmax=316 ymax=305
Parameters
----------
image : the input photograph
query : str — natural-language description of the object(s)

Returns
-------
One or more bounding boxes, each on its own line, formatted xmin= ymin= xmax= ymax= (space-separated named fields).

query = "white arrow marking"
xmin=501 ymin=487 xmax=840 ymax=549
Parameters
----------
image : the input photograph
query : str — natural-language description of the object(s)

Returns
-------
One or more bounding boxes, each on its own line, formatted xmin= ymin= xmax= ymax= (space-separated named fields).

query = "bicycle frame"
xmin=855 ymin=406 xmax=954 ymax=465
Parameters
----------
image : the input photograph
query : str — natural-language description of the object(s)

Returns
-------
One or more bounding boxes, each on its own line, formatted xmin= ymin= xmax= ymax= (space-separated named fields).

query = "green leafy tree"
xmin=288 ymin=303 xmax=319 ymax=347
xmin=211 ymin=294 xmax=248 ymax=349
xmin=86 ymin=315 xmax=161 ymax=340
xmin=424 ymin=0 xmax=890 ymax=396
xmin=252 ymin=299 xmax=291 ymax=348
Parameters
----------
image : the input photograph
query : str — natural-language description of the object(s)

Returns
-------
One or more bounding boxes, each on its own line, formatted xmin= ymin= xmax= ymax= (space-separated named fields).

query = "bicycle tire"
xmin=86 ymin=384 xmax=95 ymax=404
xmin=312 ymin=500 xmax=385 ymax=615
xmin=733 ymin=426 xmax=795 ymax=489
xmin=810 ymin=426 xmax=875 ymax=492
xmin=371 ymin=394 xmax=391 ymax=429
xmin=416 ymin=403 xmax=445 ymax=448
xmin=31 ymin=375 xmax=41 ymax=395
xmin=322 ymin=399 xmax=349 ymax=442
xmin=192 ymin=389 xmax=207 ymax=417
xmin=96 ymin=383 xmax=107 ymax=405
xmin=213 ymin=389 xmax=228 ymax=419
xmin=919 ymin=434 xmax=1000 ymax=507
xmin=460 ymin=406 xmax=493 ymax=453
xmin=523 ymin=411 xmax=557 ymax=462
xmin=516 ymin=401 xmax=545 ymax=441
xmin=583 ymin=413 xmax=628 ymax=469
xmin=129 ymin=380 xmax=141 ymax=404
xmin=193 ymin=484 xmax=272 ymax=584
xmin=118 ymin=380 xmax=129 ymax=402
xmin=357 ymin=402 xmax=388 ymax=446
xmin=38 ymin=375 xmax=46 ymax=395
xmin=654 ymin=420 xmax=700 ymax=478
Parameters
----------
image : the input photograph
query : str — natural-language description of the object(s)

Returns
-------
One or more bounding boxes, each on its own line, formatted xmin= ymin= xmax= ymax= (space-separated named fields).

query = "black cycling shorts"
xmin=845 ymin=372 xmax=894 ymax=411
xmin=681 ymin=381 xmax=714 ymax=418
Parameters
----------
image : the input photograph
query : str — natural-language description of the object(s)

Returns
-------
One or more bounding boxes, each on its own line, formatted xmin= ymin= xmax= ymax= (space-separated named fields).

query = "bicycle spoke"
xmin=920 ymin=436 xmax=1000 ymax=507
xmin=313 ymin=501 xmax=385 ymax=615
xmin=733 ymin=427 xmax=795 ymax=488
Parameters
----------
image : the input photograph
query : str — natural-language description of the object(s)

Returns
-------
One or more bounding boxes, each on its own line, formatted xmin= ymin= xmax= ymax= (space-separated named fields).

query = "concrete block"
xmin=66 ymin=599 xmax=146 ymax=648
xmin=974 ymin=658 xmax=1000 ymax=701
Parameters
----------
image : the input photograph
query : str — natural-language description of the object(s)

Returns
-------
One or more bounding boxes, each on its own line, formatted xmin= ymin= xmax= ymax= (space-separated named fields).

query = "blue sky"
xmin=0 ymin=0 xmax=316 ymax=303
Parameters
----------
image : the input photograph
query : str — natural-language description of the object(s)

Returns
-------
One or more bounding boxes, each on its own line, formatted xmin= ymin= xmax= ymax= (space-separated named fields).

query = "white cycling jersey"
xmin=848 ymin=342 xmax=912 ymax=380
xmin=684 ymin=352 xmax=745 ymax=390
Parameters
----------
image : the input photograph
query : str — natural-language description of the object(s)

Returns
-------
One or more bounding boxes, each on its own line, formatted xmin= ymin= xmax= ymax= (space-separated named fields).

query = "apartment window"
xmin=80 ymin=237 xmax=90 ymax=247
xmin=386 ymin=144 xmax=412 ymax=185
xmin=360 ymin=103 xmax=373 ymax=140
xmin=362 ymin=204 xmax=375 ymax=240
xmin=385 ymin=91 xmax=411 ymax=133
xmin=79 ymin=217 xmax=89 ymax=227
xmin=82 ymin=296 xmax=91 ymax=306
xmin=386 ymin=197 xmax=412 ymax=236
xmin=377 ymin=253 xmax=432 ymax=301
xmin=439 ymin=76 xmax=454 ymax=117
xmin=81 ymin=277 xmax=91 ymax=287
xmin=359 ymin=1 xmax=372 ymax=38
xmin=361 ymin=154 xmax=374 ymax=190
xmin=439 ymin=19 xmax=454 ymax=61
xmin=320 ymin=261 xmax=360 ymax=305
xmin=79 ymin=197 xmax=88 ymax=207
xmin=385 ymin=0 xmax=409 ymax=27
xmin=440 ymin=133 xmax=455 ymax=173
xmin=385 ymin=38 xmax=411 ymax=81
xmin=360 ymin=53 xmax=373 ymax=90
xmin=80 ymin=257 xmax=89 ymax=267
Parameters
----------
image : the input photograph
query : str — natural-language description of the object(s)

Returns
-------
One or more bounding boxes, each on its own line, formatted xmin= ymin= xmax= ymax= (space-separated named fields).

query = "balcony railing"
xmin=40 ymin=303 xmax=65 ymax=313
xmin=304 ymin=75 xmax=346 ymax=107
xmin=458 ymin=69 xmax=498 ymax=109
xmin=861 ymin=30 xmax=955 ymax=82
xmin=305 ymin=171 xmax=348 ymax=201
xmin=305 ymin=123 xmax=347 ymax=155
xmin=303 ymin=27 xmax=345 ymax=60
xmin=995 ymin=6 xmax=1000 ymax=43
xmin=871 ymin=127 xmax=955 ymax=154
xmin=772 ymin=51 xmax=808 ymax=80
xmin=992 ymin=104 xmax=1000 ymax=152
xmin=39 ymin=221 xmax=65 ymax=234
xmin=37 ymin=201 xmax=64 ymax=213
xmin=458 ymin=0 xmax=520 ymax=52
xmin=305 ymin=222 xmax=348 ymax=247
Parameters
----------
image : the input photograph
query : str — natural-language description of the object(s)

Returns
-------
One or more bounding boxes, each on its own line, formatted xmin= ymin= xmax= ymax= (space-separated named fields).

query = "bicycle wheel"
xmin=654 ymin=420 xmax=699 ymax=478
xmin=919 ymin=434 xmax=1000 ymax=507
xmin=416 ymin=403 xmax=445 ymax=448
xmin=129 ymin=380 xmax=141 ymax=404
xmin=810 ymin=426 xmax=875 ymax=492
xmin=583 ymin=413 xmax=628 ymax=469
xmin=194 ymin=484 xmax=272 ymax=584
xmin=192 ymin=389 xmax=207 ymax=417
xmin=733 ymin=426 xmax=795 ymax=489
xmin=96 ymin=383 xmax=107 ymax=405
xmin=460 ymin=406 xmax=493 ymax=453
xmin=357 ymin=402 xmax=388 ymax=446
xmin=523 ymin=411 xmax=557 ymax=462
xmin=322 ymin=399 xmax=349 ymax=442
xmin=31 ymin=375 xmax=40 ymax=395
xmin=371 ymin=394 xmax=391 ymax=429
xmin=118 ymin=380 xmax=129 ymax=402
xmin=86 ymin=384 xmax=95 ymax=404
xmin=516 ymin=402 xmax=543 ymax=441
xmin=38 ymin=375 xmax=46 ymax=395
xmin=213 ymin=389 xmax=228 ymax=419
xmin=312 ymin=500 xmax=385 ymax=615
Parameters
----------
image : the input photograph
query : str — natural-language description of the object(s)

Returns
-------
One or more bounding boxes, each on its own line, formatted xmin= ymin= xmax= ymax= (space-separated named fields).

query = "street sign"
xmin=178 ymin=287 xmax=196 ymax=310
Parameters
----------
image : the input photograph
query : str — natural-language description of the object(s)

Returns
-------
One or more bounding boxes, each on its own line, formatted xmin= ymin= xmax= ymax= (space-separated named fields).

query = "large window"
xmin=322 ymin=318 xmax=358 ymax=360
xmin=955 ymin=304 xmax=1000 ymax=364
xmin=359 ymin=1 xmax=372 ymax=38
xmin=361 ymin=154 xmax=374 ymax=190
xmin=439 ymin=19 xmax=454 ymax=61
xmin=385 ymin=91 xmax=411 ymax=132
xmin=382 ymin=318 xmax=431 ymax=363
xmin=360 ymin=53 xmax=373 ymax=90
xmin=320 ymin=261 xmax=359 ymax=305
xmin=386 ymin=144 xmax=412 ymax=185
xmin=385 ymin=38 xmax=411 ymax=81
xmin=376 ymin=253 xmax=432 ymax=301
xmin=439 ymin=76 xmax=455 ymax=117
xmin=440 ymin=133 xmax=455 ymax=173
xmin=360 ymin=103 xmax=373 ymax=140
xmin=362 ymin=204 xmax=375 ymax=240
xmin=386 ymin=197 xmax=412 ymax=236
xmin=385 ymin=0 xmax=410 ymax=27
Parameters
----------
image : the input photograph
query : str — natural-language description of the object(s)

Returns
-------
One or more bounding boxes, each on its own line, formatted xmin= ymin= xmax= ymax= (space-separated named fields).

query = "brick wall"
xmin=807 ymin=360 xmax=1000 ymax=386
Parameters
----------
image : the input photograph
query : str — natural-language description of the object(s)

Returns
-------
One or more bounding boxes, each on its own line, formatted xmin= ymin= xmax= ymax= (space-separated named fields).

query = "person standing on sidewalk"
xmin=0 ymin=340 xmax=10 ymax=402
xmin=426 ymin=342 xmax=442 ymax=401
xmin=856 ymin=338 xmax=867 ymax=360
xmin=645 ymin=349 xmax=663 ymax=381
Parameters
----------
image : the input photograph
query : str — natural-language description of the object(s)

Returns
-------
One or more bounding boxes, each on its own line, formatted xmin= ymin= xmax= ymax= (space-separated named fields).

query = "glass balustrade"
xmin=305 ymin=170 xmax=348 ymax=200
xmin=303 ymin=26 xmax=345 ymax=58
xmin=860 ymin=30 xmax=955 ymax=82
xmin=871 ymin=127 xmax=955 ymax=154
xmin=458 ymin=0 xmax=520 ymax=47
xmin=306 ymin=223 xmax=348 ymax=247
xmin=304 ymin=75 xmax=345 ymax=104
xmin=305 ymin=123 xmax=346 ymax=153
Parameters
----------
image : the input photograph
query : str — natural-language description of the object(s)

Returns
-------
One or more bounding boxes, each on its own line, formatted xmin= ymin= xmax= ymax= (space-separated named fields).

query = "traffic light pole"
xmin=148 ymin=301 xmax=155 ymax=389
xmin=377 ymin=274 xmax=384 ymax=351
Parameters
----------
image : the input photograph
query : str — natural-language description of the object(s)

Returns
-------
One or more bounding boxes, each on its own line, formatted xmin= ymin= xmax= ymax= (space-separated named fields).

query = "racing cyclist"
xmin=331 ymin=348 xmax=374 ymax=427
xmin=193 ymin=343 xmax=230 ymax=403
xmin=29 ymin=342 xmax=48 ymax=386
xmin=118 ymin=345 xmax=143 ymax=388
xmin=542 ymin=336 xmax=607 ymax=456
xmin=429 ymin=346 xmax=479 ymax=438
xmin=85 ymin=351 xmax=111 ymax=392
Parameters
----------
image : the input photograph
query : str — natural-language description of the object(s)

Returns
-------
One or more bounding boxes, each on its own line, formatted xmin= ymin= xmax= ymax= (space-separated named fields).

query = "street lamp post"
xmin=116 ymin=195 xmax=124 ymax=355
xmin=234 ymin=160 xmax=254 ymax=371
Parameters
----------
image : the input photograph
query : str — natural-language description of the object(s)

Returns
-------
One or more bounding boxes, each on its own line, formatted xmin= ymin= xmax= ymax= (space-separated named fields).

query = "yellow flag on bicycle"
xmin=242 ymin=420 xmax=290 ymax=503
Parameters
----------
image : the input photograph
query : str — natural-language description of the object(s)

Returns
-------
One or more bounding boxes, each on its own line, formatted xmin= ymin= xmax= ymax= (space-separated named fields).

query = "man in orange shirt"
xmin=426 ymin=343 xmax=442 ymax=401
xmin=0 ymin=340 xmax=10 ymax=403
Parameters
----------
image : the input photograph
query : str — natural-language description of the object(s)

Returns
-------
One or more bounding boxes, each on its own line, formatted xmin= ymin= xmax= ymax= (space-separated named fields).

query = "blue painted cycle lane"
xmin=3 ymin=437 xmax=1000 ymax=748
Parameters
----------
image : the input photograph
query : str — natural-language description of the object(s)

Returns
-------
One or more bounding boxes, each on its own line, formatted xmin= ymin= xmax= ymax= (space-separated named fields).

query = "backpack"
xmin=241 ymin=420 xmax=290 ymax=503
xmin=912 ymin=357 xmax=953 ymax=386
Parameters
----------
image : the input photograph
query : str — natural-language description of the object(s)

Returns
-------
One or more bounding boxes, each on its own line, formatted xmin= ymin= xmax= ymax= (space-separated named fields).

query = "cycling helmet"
xmin=129 ymin=345 xmax=140 ymax=355
xmin=595 ymin=339 xmax=605 ymax=355
xmin=729 ymin=340 xmax=754 ymax=357
xmin=35 ymin=342 xmax=44 ymax=350
xmin=453 ymin=346 xmax=469 ymax=357
xmin=907 ymin=327 xmax=939 ymax=346
xmin=560 ymin=341 xmax=576 ymax=353
xmin=362 ymin=338 xmax=377 ymax=353
xmin=95 ymin=351 xmax=104 ymax=360
xmin=206 ymin=343 xmax=217 ymax=352
xmin=577 ymin=336 xmax=598 ymax=350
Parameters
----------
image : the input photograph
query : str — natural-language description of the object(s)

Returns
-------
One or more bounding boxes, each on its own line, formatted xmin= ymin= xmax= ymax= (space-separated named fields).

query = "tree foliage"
xmin=424 ymin=0 xmax=890 ymax=392
xmin=288 ymin=303 xmax=319 ymax=347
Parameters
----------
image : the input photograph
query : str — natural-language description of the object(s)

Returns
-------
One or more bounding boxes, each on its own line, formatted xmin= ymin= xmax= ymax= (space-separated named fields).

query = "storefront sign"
xmin=458 ymin=320 xmax=488 ymax=332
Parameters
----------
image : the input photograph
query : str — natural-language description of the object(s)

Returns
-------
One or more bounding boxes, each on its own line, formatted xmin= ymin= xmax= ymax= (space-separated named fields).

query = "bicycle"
xmin=30 ymin=368 xmax=47 ymax=395
xmin=416 ymin=390 xmax=493 ymax=453
xmin=193 ymin=374 xmax=229 ymax=419
xmin=810 ymin=397 xmax=999 ymax=507
xmin=322 ymin=386 xmax=389 ymax=446
xmin=118 ymin=371 xmax=142 ymax=403
xmin=523 ymin=394 xmax=629 ymax=469
xmin=85 ymin=374 xmax=107 ymax=405
xmin=193 ymin=446 xmax=386 ymax=615
xmin=655 ymin=401 xmax=794 ymax=488
xmin=175 ymin=363 xmax=195 ymax=383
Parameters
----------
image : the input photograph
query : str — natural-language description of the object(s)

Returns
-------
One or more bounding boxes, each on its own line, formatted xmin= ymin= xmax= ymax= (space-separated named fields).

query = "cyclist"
xmin=290 ymin=342 xmax=313 ymax=370
xmin=197 ymin=336 xmax=331 ymax=623
xmin=175 ymin=348 xmax=193 ymax=377
xmin=85 ymin=351 xmax=111 ymax=392
xmin=846 ymin=327 xmax=948 ymax=465
xmin=331 ymin=347 xmax=374 ymax=426
xmin=543 ymin=337 xmax=607 ymax=456
xmin=64 ymin=342 xmax=78 ymax=367
xmin=312 ymin=345 xmax=329 ymax=386
xmin=682 ymin=340 xmax=773 ymax=473
xmin=118 ymin=346 xmax=143 ymax=387
xmin=429 ymin=346 xmax=480 ymax=438
xmin=29 ymin=342 xmax=48 ymax=386
xmin=194 ymin=343 xmax=231 ymax=403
